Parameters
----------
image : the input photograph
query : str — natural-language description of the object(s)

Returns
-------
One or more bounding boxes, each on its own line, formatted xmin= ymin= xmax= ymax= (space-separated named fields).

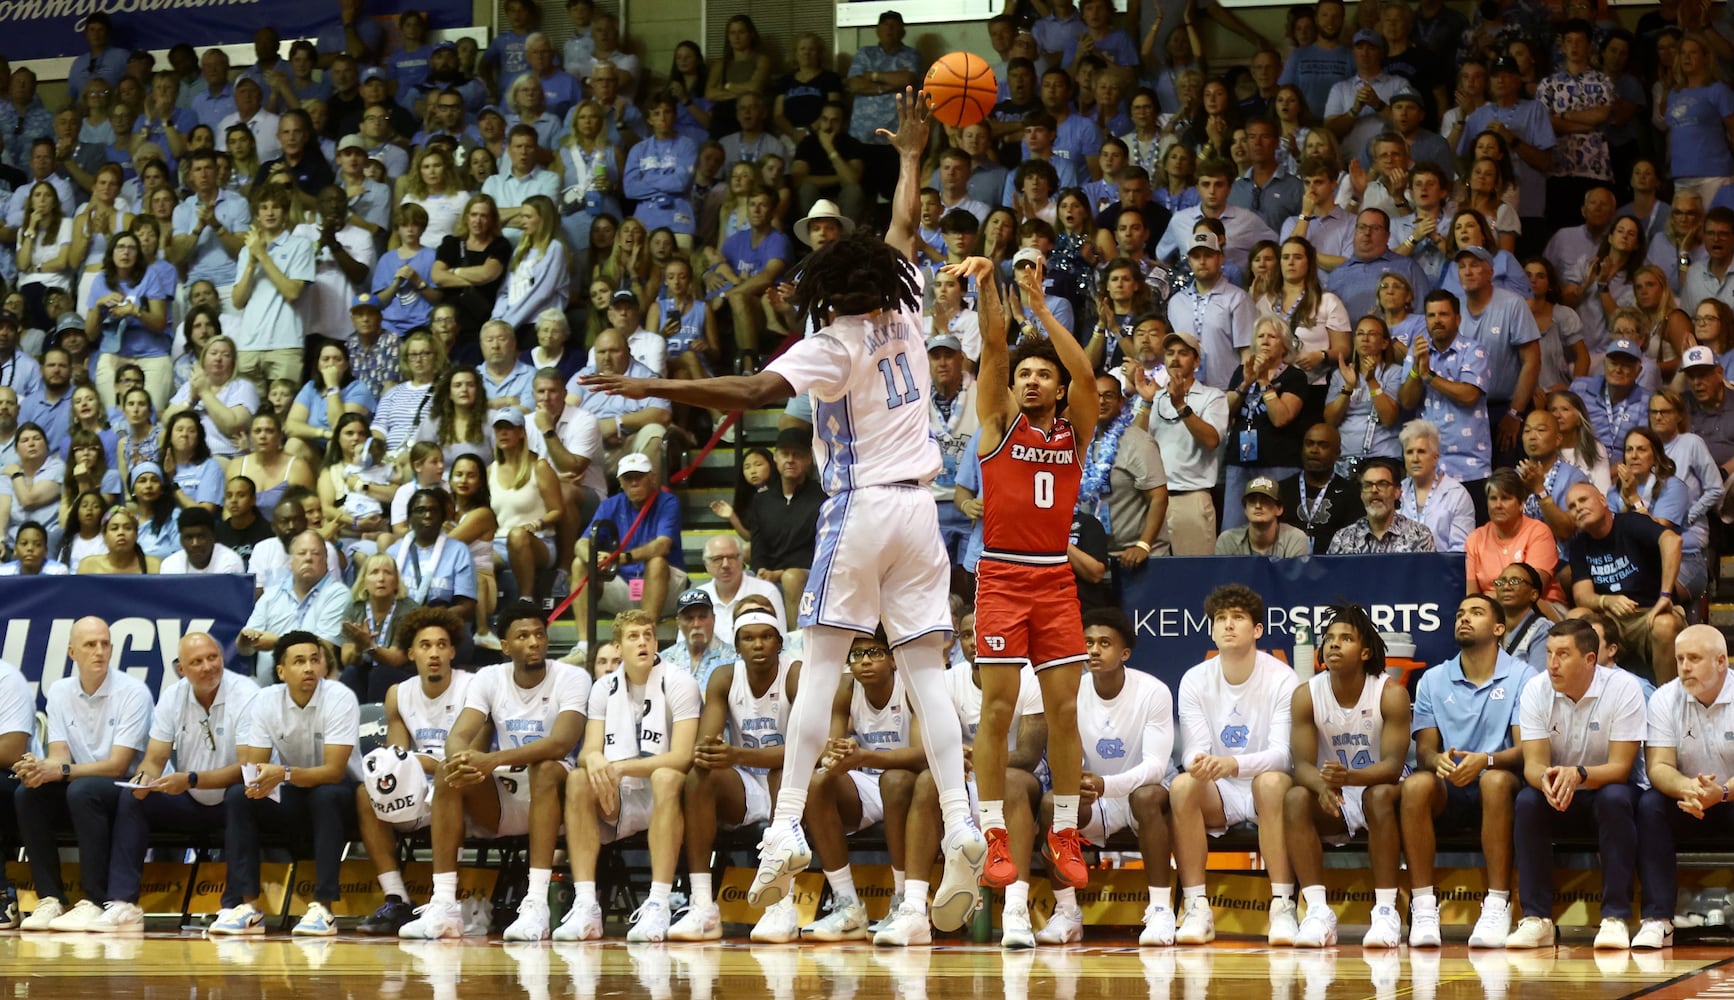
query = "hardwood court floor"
xmin=2 ymin=934 xmax=1731 ymax=1000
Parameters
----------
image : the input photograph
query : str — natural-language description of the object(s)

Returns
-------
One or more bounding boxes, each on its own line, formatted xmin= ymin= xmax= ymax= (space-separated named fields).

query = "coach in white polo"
xmin=1637 ymin=624 xmax=1734 ymax=950
xmin=93 ymin=631 xmax=260 ymax=931
xmin=14 ymin=616 xmax=154 ymax=931
xmin=1135 ymin=329 xmax=1228 ymax=555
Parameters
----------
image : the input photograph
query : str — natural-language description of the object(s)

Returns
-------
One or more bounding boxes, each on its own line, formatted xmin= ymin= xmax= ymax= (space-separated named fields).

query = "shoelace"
xmin=628 ymin=900 xmax=663 ymax=925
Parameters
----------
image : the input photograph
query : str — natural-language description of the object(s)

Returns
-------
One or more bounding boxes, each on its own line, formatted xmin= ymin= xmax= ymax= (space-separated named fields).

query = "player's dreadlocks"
xmin=791 ymin=228 xmax=921 ymax=320
xmin=1320 ymin=601 xmax=1386 ymax=677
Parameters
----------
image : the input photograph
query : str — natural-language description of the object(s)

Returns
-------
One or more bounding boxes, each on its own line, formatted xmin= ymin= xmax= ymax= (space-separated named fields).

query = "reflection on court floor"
xmin=2 ymin=935 xmax=1729 ymax=1000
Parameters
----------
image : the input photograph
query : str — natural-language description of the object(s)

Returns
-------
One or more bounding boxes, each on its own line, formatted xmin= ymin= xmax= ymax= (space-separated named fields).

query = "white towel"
xmin=601 ymin=659 xmax=670 ymax=792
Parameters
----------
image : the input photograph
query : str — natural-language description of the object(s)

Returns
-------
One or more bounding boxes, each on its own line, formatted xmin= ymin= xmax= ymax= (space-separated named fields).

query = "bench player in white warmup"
xmin=398 ymin=600 xmax=591 ymax=941
xmin=577 ymin=88 xmax=987 ymax=930
xmin=354 ymin=607 xmax=473 ymax=935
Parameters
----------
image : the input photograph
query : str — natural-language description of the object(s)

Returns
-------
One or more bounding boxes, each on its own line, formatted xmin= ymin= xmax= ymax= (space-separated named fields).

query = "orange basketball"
xmin=924 ymin=51 xmax=997 ymax=128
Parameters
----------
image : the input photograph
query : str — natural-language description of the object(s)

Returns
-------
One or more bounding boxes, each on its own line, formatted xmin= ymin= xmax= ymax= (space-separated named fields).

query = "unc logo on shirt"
xmin=1096 ymin=737 xmax=1126 ymax=760
xmin=1219 ymin=724 xmax=1249 ymax=749
xmin=1588 ymin=721 xmax=1600 ymax=732
xmin=1490 ymin=687 xmax=1507 ymax=700
xmin=800 ymin=592 xmax=816 ymax=617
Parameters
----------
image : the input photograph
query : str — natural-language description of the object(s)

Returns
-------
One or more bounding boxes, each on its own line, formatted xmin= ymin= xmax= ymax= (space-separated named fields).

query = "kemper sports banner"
xmin=8 ymin=1 xmax=473 ymax=62
xmin=1118 ymin=554 xmax=1467 ymax=691
xmin=0 ymin=573 xmax=254 ymax=702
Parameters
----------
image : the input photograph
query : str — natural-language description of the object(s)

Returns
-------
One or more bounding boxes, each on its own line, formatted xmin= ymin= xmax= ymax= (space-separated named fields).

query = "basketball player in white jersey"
xmin=355 ymin=607 xmax=473 ymax=936
xmin=797 ymin=630 xmax=926 ymax=941
xmin=1285 ymin=604 xmax=1412 ymax=948
xmin=398 ymin=600 xmax=591 ymax=942
xmin=874 ymin=608 xmax=1048 ymax=947
xmin=557 ymin=609 xmax=702 ymax=943
xmin=1169 ymin=584 xmax=1301 ymax=946
xmin=577 ymin=89 xmax=986 ymax=930
xmin=1022 ymin=608 xmax=1175 ymax=948
xmin=667 ymin=609 xmax=792 ymax=942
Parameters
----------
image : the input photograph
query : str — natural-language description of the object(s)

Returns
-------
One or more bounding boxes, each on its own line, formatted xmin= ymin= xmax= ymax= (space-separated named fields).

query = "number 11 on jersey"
xmin=878 ymin=353 xmax=920 ymax=409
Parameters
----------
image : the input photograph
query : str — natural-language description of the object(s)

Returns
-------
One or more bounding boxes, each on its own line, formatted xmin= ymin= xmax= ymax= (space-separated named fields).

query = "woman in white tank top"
xmin=488 ymin=415 xmax=562 ymax=604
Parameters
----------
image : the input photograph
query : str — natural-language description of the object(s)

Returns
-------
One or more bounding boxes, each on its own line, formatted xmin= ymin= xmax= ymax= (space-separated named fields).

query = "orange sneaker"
xmin=1043 ymin=828 xmax=1090 ymax=889
xmin=982 ymin=827 xmax=1018 ymax=887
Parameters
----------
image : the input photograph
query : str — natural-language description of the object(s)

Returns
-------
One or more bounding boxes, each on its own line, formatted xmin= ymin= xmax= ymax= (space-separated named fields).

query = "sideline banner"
xmin=0 ymin=573 xmax=255 ymax=703
xmin=9 ymin=1 xmax=474 ymax=62
xmin=1118 ymin=554 xmax=1466 ymax=691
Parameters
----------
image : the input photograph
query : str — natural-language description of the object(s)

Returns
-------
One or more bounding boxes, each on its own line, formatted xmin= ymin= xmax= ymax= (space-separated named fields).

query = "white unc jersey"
xmin=765 ymin=262 xmax=942 ymax=494
xmin=1310 ymin=671 xmax=1388 ymax=772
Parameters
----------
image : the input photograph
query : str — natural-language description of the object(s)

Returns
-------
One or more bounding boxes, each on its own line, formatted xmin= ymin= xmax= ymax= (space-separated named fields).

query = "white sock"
xmin=378 ymin=870 xmax=407 ymax=901
xmin=1052 ymin=794 xmax=1080 ymax=832
xmin=1271 ymin=882 xmax=1295 ymax=900
xmin=905 ymin=879 xmax=930 ymax=915
xmin=1375 ymin=887 xmax=1397 ymax=909
xmin=978 ymin=799 xmax=1006 ymax=833
xmin=1413 ymin=886 xmax=1434 ymax=904
xmin=432 ymin=872 xmax=459 ymax=905
xmin=773 ymin=788 xmax=810 ymax=827
xmin=526 ymin=868 xmax=551 ymax=904
xmin=690 ymin=873 xmax=714 ymax=910
xmin=892 ymin=869 xmax=905 ymax=894
xmin=1054 ymin=887 xmax=1078 ymax=911
xmin=575 ymin=881 xmax=597 ymax=907
xmin=649 ymin=881 xmax=672 ymax=908
xmin=1487 ymin=889 xmax=1511 ymax=903
xmin=1301 ymin=885 xmax=1328 ymax=912
xmin=825 ymin=867 xmax=857 ymax=903
xmin=1005 ymin=880 xmax=1030 ymax=911
xmin=1150 ymin=885 xmax=1172 ymax=911
xmin=1181 ymin=884 xmax=1207 ymax=901
xmin=772 ymin=628 xmax=853 ymax=825
xmin=939 ymin=789 xmax=973 ymax=832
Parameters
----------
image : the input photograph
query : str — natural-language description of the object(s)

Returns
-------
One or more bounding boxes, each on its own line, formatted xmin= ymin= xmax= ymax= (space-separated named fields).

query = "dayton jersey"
xmin=849 ymin=673 xmax=913 ymax=777
xmin=1310 ymin=671 xmax=1389 ymax=772
xmin=394 ymin=671 xmax=474 ymax=760
xmin=765 ymin=263 xmax=942 ymax=494
xmin=728 ymin=659 xmax=792 ymax=777
xmin=464 ymin=661 xmax=592 ymax=759
xmin=1078 ymin=670 xmax=1177 ymax=798
xmin=980 ymin=412 xmax=1083 ymax=562
xmin=1176 ymin=651 xmax=1301 ymax=779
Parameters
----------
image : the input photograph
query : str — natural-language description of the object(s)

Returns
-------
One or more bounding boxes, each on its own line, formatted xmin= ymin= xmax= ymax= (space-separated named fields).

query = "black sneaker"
xmin=0 ymin=888 xmax=18 ymax=930
xmin=358 ymin=896 xmax=415 ymax=935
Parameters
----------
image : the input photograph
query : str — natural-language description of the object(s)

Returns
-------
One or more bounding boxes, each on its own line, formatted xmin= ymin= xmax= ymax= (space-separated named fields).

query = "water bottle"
xmin=971 ymin=885 xmax=994 ymax=943
xmin=548 ymin=870 xmax=574 ymax=925
xmin=1293 ymin=624 xmax=1315 ymax=681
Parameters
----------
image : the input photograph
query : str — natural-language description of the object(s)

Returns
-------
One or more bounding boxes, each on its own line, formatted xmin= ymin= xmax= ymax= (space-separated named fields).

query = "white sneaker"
xmin=90 ymin=901 xmax=144 ymax=933
xmin=20 ymin=897 xmax=65 ymax=931
xmin=46 ymin=898 xmax=103 ymax=932
xmin=801 ymin=896 xmax=868 ymax=942
xmin=871 ymin=904 xmax=932 ymax=947
xmin=504 ymin=897 xmax=551 ymax=941
xmin=868 ymin=891 xmax=906 ymax=934
xmin=1034 ymin=904 xmax=1083 ymax=945
xmin=1267 ymin=897 xmax=1297 ymax=947
xmin=1294 ymin=905 xmax=1337 ymax=948
xmin=1001 ymin=903 xmax=1035 ymax=950
xmin=399 ymin=899 xmax=464 ymax=940
xmin=552 ymin=898 xmax=603 ymax=942
xmin=206 ymin=902 xmax=265 ymax=936
xmin=666 ymin=903 xmax=722 ymax=942
xmin=1632 ymin=919 xmax=1674 ymax=950
xmin=1409 ymin=895 xmax=1442 ymax=948
xmin=748 ymin=820 xmax=812 ymax=908
xmin=1594 ymin=917 xmax=1630 ymax=950
xmin=1139 ymin=904 xmax=1176 ymax=947
xmin=292 ymin=901 xmax=338 ymax=936
xmin=625 ymin=900 xmax=671 ymax=943
xmin=1469 ymin=895 xmax=1513 ymax=948
xmin=1505 ymin=915 xmax=1556 ymax=949
xmin=749 ymin=898 xmax=800 ymax=944
xmin=1175 ymin=896 xmax=1215 ymax=945
xmin=1361 ymin=904 xmax=1402 ymax=948
xmin=932 ymin=819 xmax=987 ymax=933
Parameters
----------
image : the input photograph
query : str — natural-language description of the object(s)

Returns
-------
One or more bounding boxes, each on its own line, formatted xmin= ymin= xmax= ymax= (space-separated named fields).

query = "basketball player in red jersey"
xmin=961 ymin=250 xmax=1099 ymax=904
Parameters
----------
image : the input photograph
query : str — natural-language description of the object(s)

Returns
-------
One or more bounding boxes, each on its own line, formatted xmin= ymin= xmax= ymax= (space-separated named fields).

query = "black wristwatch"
xmin=1178 ymin=405 xmax=1195 ymax=420
xmin=1575 ymin=765 xmax=1588 ymax=783
xmin=188 ymin=771 xmax=200 ymax=788
xmin=61 ymin=763 xmax=70 ymax=780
